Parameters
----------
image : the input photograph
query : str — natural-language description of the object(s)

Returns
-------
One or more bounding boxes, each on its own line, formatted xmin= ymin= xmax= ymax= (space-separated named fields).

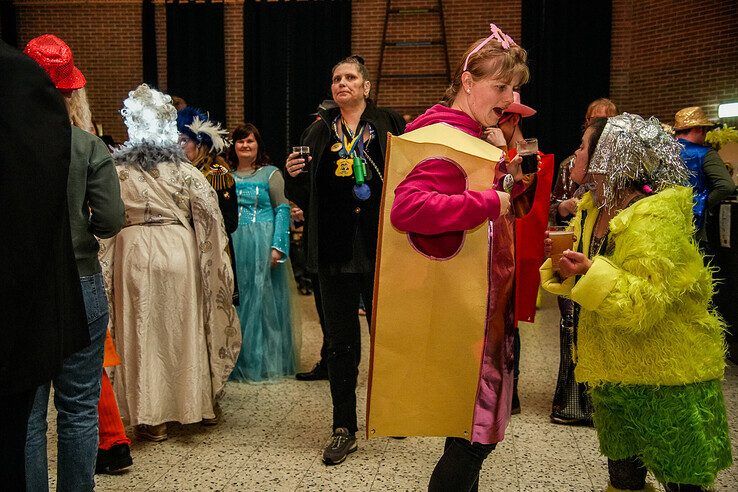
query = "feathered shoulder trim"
xmin=113 ymin=142 xmax=187 ymax=170
xmin=579 ymin=190 xmax=595 ymax=211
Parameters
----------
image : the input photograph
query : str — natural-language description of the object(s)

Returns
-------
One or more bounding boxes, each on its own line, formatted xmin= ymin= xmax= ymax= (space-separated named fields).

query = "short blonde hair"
xmin=64 ymin=88 xmax=94 ymax=133
xmin=442 ymin=38 xmax=529 ymax=105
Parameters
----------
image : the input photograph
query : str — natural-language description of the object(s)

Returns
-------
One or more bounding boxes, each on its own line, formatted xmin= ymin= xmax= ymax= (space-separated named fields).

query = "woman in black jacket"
xmin=285 ymin=55 xmax=405 ymax=466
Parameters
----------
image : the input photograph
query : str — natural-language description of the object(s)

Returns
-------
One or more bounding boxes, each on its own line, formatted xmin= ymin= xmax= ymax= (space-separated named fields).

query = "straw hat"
xmin=673 ymin=106 xmax=717 ymax=131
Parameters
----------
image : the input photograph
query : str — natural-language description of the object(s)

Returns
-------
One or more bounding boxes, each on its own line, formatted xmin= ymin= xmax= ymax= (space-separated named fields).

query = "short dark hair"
xmin=332 ymin=55 xmax=370 ymax=83
xmin=227 ymin=123 xmax=270 ymax=169
xmin=585 ymin=117 xmax=608 ymax=164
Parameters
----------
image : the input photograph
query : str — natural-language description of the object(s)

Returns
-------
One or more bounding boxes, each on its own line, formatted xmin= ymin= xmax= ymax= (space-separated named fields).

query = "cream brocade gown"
xmin=100 ymin=158 xmax=241 ymax=426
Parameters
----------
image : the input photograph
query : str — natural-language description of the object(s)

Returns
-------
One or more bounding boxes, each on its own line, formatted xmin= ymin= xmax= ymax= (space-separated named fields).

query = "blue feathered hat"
xmin=176 ymin=107 xmax=230 ymax=153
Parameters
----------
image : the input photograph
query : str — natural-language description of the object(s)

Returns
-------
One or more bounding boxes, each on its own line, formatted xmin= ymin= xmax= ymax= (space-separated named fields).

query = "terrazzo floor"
xmin=42 ymin=292 xmax=737 ymax=491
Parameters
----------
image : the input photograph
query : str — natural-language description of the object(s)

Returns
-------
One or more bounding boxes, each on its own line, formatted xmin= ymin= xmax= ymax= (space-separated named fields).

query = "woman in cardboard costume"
xmin=541 ymin=114 xmax=732 ymax=491
xmin=373 ymin=25 xmax=533 ymax=491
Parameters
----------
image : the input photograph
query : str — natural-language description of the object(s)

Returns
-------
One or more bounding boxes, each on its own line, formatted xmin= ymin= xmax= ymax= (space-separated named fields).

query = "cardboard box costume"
xmin=367 ymin=113 xmax=521 ymax=444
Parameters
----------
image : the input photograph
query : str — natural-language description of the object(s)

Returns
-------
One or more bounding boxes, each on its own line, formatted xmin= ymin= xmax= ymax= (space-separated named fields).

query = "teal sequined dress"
xmin=230 ymin=166 xmax=297 ymax=381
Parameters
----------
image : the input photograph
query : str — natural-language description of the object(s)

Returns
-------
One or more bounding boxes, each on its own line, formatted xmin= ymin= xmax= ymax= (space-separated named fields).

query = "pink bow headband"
xmin=463 ymin=23 xmax=517 ymax=71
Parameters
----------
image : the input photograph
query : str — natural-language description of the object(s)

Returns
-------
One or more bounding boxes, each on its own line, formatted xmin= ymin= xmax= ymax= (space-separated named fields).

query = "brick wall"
xmin=15 ymin=0 xmax=143 ymax=143
xmin=10 ymin=0 xmax=737 ymax=141
xmin=155 ymin=0 xmax=166 ymax=91
xmin=224 ymin=1 xmax=244 ymax=129
xmin=610 ymin=0 xmax=738 ymax=125
xmin=353 ymin=0 xmax=521 ymax=117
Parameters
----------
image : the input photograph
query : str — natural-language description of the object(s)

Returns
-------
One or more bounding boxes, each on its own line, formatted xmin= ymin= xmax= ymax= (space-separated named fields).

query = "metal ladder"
xmin=375 ymin=0 xmax=451 ymax=111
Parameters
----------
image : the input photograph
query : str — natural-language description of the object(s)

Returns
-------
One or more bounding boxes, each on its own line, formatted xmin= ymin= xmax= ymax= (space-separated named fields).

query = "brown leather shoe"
xmin=135 ymin=423 xmax=168 ymax=442
xmin=202 ymin=403 xmax=220 ymax=426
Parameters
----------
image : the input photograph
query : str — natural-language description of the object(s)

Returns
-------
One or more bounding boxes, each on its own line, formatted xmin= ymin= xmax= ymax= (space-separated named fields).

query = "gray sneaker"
xmin=322 ymin=427 xmax=357 ymax=465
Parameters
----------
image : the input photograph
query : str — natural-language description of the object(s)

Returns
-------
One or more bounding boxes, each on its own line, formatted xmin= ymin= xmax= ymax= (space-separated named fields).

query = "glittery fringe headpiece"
xmin=588 ymin=113 xmax=690 ymax=209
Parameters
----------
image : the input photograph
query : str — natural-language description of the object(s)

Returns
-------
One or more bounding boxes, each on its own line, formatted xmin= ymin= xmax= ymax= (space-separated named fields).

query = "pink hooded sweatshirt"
xmin=390 ymin=104 xmax=518 ymax=444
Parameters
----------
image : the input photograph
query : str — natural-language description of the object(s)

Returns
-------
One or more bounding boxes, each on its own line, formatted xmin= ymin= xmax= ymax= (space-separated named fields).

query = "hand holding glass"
xmin=548 ymin=226 xmax=575 ymax=272
xmin=292 ymin=146 xmax=310 ymax=174
xmin=516 ymin=138 xmax=539 ymax=174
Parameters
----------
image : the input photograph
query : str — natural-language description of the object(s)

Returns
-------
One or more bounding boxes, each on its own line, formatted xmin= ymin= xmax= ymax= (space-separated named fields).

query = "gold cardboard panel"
xmin=368 ymin=124 xmax=501 ymax=439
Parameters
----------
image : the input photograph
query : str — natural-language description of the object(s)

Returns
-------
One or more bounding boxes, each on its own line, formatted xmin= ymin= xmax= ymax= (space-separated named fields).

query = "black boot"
xmin=296 ymin=361 xmax=328 ymax=381
xmin=95 ymin=444 xmax=133 ymax=474
xmin=663 ymin=484 xmax=705 ymax=492
xmin=607 ymin=457 xmax=648 ymax=490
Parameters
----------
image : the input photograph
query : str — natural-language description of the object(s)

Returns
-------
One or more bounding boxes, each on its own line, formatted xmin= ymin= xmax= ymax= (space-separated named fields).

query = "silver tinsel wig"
xmin=588 ymin=112 xmax=690 ymax=209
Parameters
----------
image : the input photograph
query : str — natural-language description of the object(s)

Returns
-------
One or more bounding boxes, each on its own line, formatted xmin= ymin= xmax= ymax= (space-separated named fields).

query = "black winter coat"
xmin=285 ymin=102 xmax=405 ymax=273
xmin=0 ymin=41 xmax=89 ymax=395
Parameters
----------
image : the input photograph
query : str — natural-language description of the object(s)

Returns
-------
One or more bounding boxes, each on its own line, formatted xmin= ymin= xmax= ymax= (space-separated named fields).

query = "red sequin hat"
xmin=24 ymin=34 xmax=86 ymax=91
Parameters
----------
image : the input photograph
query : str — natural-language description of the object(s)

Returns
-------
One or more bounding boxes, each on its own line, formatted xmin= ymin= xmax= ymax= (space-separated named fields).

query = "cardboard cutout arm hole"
xmin=407 ymin=231 xmax=465 ymax=260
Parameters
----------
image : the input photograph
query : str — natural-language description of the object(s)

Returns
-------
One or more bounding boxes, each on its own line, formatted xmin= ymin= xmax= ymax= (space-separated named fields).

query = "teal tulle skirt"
xmin=229 ymin=221 xmax=299 ymax=382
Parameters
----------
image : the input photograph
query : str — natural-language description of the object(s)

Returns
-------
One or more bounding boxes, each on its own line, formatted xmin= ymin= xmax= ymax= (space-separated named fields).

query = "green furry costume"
xmin=541 ymin=186 xmax=732 ymax=487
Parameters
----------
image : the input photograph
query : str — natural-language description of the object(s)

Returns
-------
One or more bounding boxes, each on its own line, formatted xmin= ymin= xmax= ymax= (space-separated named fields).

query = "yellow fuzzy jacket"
xmin=540 ymin=186 xmax=726 ymax=387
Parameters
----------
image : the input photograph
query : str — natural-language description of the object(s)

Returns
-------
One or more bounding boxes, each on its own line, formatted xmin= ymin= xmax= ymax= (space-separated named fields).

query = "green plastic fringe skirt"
xmin=591 ymin=380 xmax=732 ymax=487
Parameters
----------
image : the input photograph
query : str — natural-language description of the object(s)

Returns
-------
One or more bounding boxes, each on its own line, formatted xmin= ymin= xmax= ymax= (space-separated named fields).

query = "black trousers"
xmin=0 ymin=388 xmax=37 ymax=490
xmin=311 ymin=273 xmax=328 ymax=367
xmin=428 ymin=437 xmax=497 ymax=492
xmin=318 ymin=270 xmax=374 ymax=434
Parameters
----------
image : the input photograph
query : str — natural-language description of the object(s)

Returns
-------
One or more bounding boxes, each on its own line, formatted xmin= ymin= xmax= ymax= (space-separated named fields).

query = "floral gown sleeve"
xmin=186 ymin=166 xmax=242 ymax=399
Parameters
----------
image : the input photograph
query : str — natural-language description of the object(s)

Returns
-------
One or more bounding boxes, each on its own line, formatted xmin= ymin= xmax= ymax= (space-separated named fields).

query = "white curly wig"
xmin=121 ymin=84 xmax=179 ymax=146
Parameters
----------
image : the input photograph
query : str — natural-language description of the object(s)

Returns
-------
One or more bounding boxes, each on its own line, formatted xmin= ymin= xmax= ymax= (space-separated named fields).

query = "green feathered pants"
xmin=591 ymin=380 xmax=732 ymax=487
